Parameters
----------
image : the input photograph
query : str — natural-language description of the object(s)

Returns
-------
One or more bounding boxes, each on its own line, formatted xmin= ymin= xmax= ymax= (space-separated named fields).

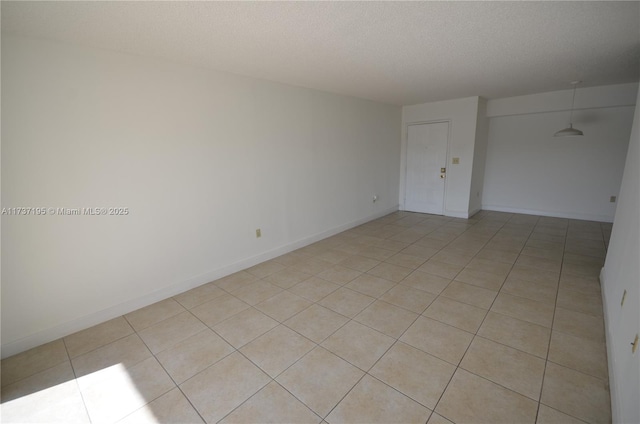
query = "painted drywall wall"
xmin=1 ymin=36 xmax=401 ymax=357
xmin=469 ymin=97 xmax=489 ymax=216
xmin=601 ymin=88 xmax=639 ymax=424
xmin=482 ymin=84 xmax=637 ymax=222
xmin=401 ymin=97 xmax=480 ymax=218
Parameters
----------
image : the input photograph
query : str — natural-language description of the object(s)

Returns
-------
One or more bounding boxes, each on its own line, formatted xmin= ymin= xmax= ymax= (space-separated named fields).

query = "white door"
xmin=404 ymin=122 xmax=448 ymax=214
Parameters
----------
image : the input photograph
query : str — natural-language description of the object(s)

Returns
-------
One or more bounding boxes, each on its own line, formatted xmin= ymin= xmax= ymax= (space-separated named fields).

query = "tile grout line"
xmin=536 ymin=218 xmax=610 ymax=423
xmin=536 ymin=217 xmax=569 ymax=423
xmin=2 ymin=211 xmax=611 ymax=424
xmin=61 ymin=336 xmax=94 ymax=424
xmin=267 ymin=214 xmax=465 ymax=421
xmin=427 ymin=213 xmax=520 ymax=421
xmin=130 ymin=309 xmax=211 ymax=424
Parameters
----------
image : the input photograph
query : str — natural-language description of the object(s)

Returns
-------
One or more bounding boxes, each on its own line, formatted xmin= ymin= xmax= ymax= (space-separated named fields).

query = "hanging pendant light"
xmin=554 ymin=81 xmax=584 ymax=137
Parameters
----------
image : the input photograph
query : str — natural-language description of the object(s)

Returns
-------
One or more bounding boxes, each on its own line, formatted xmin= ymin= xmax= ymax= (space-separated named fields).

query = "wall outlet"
xmin=610 ymin=196 xmax=617 ymax=203
xmin=256 ymin=229 xmax=261 ymax=238
xmin=452 ymin=157 xmax=460 ymax=164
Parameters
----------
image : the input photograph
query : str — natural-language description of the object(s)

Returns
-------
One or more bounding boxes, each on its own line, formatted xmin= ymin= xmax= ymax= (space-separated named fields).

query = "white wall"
xmin=482 ymin=83 xmax=637 ymax=222
xmin=469 ymin=97 xmax=489 ymax=216
xmin=401 ymin=97 xmax=480 ymax=218
xmin=601 ymin=88 xmax=639 ymax=424
xmin=1 ymin=36 xmax=401 ymax=357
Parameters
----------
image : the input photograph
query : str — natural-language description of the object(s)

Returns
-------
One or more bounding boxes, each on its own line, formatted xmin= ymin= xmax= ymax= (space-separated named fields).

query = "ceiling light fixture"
xmin=554 ymin=81 xmax=584 ymax=137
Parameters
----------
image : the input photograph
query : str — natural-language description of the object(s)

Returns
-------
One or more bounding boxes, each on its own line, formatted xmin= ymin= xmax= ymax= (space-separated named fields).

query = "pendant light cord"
xmin=553 ymin=81 xmax=584 ymax=137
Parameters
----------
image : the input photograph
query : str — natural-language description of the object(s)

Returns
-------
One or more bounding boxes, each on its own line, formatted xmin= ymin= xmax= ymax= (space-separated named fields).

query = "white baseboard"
xmin=396 ymin=208 xmax=471 ymax=219
xmin=468 ymin=206 xmax=482 ymax=218
xmin=1 ymin=205 xmax=399 ymax=359
xmin=444 ymin=210 xmax=470 ymax=219
xmin=481 ymin=204 xmax=614 ymax=223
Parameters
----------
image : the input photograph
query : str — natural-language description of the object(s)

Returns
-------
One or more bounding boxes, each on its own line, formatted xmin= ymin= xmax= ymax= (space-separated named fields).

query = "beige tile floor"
xmin=1 ymin=211 xmax=612 ymax=424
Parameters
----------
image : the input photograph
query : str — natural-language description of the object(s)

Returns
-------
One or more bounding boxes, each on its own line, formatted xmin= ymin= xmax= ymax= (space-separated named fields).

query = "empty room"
xmin=1 ymin=2 xmax=639 ymax=424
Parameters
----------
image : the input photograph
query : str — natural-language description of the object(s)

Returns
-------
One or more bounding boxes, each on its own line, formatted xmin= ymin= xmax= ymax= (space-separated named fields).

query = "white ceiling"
xmin=2 ymin=1 xmax=639 ymax=105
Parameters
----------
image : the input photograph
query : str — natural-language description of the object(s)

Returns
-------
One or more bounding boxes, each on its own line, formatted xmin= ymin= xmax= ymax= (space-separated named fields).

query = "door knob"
xmin=440 ymin=174 xmax=445 ymax=179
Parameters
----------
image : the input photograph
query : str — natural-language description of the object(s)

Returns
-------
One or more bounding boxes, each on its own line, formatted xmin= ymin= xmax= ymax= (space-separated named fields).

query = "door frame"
xmin=402 ymin=119 xmax=452 ymax=215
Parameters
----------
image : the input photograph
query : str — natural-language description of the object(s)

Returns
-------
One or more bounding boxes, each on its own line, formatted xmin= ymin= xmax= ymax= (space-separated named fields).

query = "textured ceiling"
xmin=2 ymin=1 xmax=639 ymax=105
